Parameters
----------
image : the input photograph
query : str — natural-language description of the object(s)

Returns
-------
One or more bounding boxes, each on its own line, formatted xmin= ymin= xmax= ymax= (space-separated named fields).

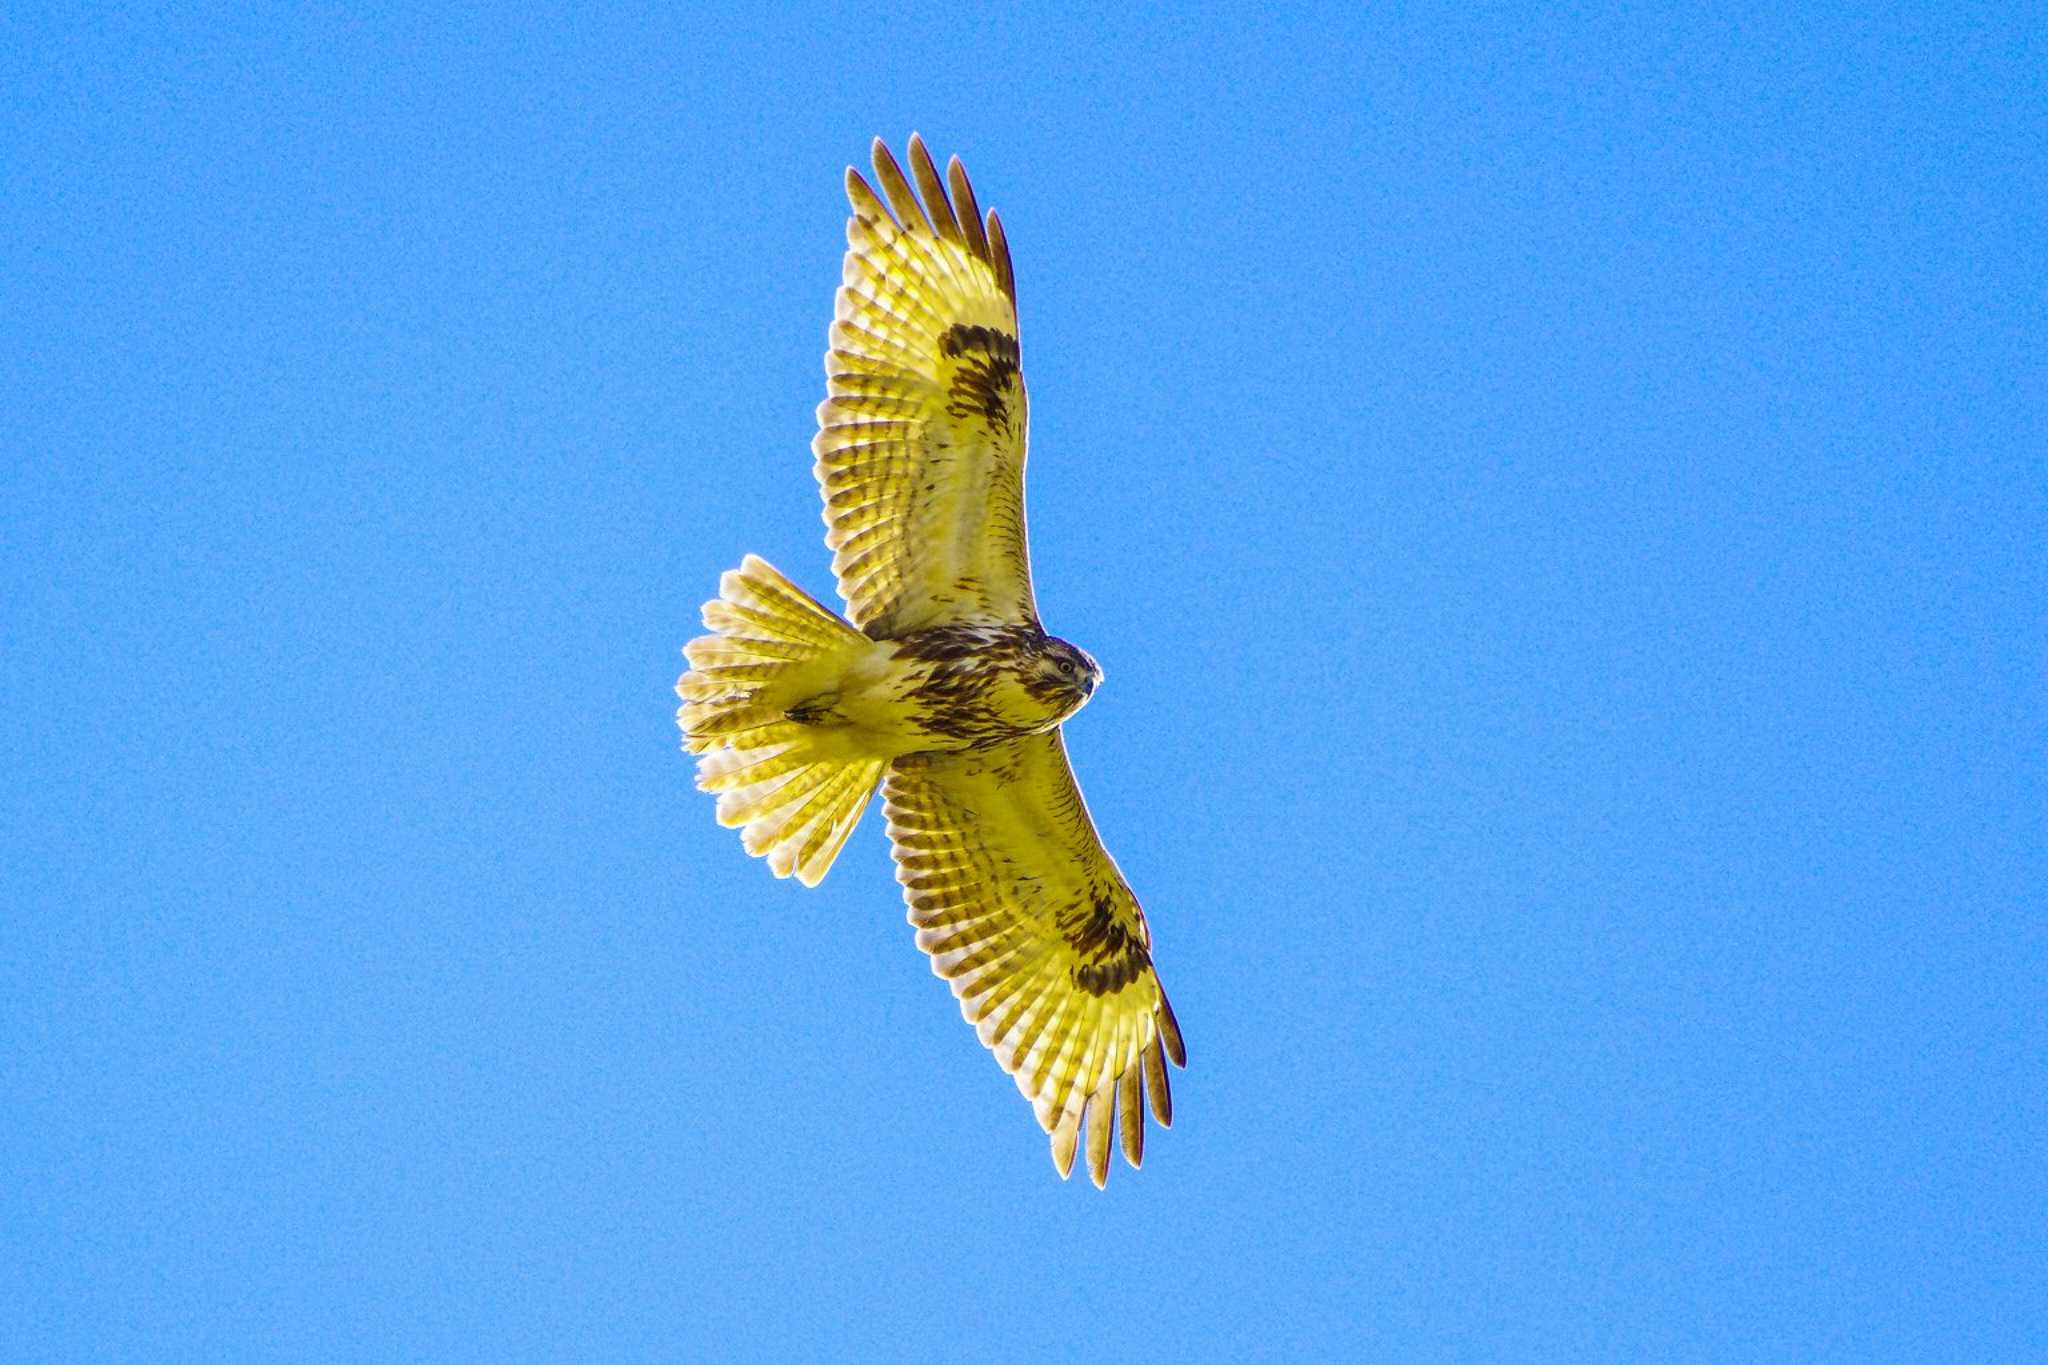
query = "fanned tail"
xmin=676 ymin=555 xmax=883 ymax=886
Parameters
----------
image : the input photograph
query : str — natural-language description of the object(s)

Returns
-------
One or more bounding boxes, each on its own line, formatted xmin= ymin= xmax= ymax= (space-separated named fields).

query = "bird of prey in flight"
xmin=676 ymin=135 xmax=1184 ymax=1187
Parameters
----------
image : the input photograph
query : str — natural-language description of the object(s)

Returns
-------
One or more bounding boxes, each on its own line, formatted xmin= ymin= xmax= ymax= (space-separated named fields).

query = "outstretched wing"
xmin=882 ymin=730 xmax=1186 ymax=1187
xmin=814 ymin=135 xmax=1036 ymax=639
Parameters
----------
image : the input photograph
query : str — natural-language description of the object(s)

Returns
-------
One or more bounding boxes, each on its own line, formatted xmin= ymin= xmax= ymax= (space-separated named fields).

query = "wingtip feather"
xmin=986 ymin=209 xmax=1016 ymax=299
xmin=906 ymin=134 xmax=962 ymax=246
xmin=1050 ymin=1108 xmax=1079 ymax=1180
xmin=1143 ymin=1037 xmax=1173 ymax=1127
xmin=1118 ymin=1070 xmax=1144 ymax=1169
xmin=948 ymin=155 xmax=990 ymax=260
xmin=1084 ymin=1082 xmax=1113 ymax=1189
xmin=845 ymin=167 xmax=889 ymax=225
xmin=869 ymin=138 xmax=932 ymax=235
xmin=1157 ymin=990 xmax=1186 ymax=1068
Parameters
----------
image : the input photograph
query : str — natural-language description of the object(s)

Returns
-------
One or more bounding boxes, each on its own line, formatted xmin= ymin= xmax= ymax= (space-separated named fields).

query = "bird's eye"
xmin=1057 ymin=660 xmax=1074 ymax=676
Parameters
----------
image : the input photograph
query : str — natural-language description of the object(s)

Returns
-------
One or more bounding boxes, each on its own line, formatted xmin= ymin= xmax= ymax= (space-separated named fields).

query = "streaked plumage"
xmin=676 ymin=136 xmax=1184 ymax=1187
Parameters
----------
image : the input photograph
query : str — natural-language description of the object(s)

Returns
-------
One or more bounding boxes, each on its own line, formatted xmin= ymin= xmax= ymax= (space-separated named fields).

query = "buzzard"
xmin=676 ymin=136 xmax=1184 ymax=1187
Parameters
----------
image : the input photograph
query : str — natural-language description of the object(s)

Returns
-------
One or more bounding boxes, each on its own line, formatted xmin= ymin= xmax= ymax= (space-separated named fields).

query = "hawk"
xmin=676 ymin=136 xmax=1184 ymax=1187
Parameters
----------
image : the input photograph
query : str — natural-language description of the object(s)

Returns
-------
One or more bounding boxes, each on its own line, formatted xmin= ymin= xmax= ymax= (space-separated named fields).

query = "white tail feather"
xmin=677 ymin=555 xmax=882 ymax=886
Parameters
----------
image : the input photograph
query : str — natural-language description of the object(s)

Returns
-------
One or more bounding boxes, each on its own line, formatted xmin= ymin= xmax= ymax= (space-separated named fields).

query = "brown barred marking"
xmin=1066 ymin=889 xmax=1153 ymax=996
xmin=885 ymin=624 xmax=1095 ymax=747
xmin=891 ymin=621 xmax=1042 ymax=663
xmin=785 ymin=693 xmax=845 ymax=725
xmin=939 ymin=322 xmax=1018 ymax=363
xmin=892 ymin=624 xmax=1031 ymax=742
xmin=940 ymin=324 xmax=1021 ymax=435
xmin=1019 ymin=669 xmax=1076 ymax=711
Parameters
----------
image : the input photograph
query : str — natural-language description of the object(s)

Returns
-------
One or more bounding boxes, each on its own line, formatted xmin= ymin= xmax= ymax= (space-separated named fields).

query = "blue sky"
xmin=5 ymin=3 xmax=2043 ymax=1359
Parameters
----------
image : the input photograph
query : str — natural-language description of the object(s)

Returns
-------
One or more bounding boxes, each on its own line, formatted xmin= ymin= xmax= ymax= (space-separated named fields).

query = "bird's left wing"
xmin=815 ymin=135 xmax=1036 ymax=638
xmin=883 ymin=730 xmax=1185 ymax=1187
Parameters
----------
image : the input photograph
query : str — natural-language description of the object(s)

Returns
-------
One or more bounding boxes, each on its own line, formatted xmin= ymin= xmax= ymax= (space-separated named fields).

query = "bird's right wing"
xmin=813 ymin=135 xmax=1038 ymax=639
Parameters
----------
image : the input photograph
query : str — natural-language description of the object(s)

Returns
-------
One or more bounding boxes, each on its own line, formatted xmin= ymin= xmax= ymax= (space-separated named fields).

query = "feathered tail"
xmin=676 ymin=555 xmax=884 ymax=886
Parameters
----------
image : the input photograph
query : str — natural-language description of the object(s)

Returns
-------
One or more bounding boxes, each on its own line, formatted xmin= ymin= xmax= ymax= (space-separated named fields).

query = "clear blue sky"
xmin=5 ymin=4 xmax=2043 ymax=1360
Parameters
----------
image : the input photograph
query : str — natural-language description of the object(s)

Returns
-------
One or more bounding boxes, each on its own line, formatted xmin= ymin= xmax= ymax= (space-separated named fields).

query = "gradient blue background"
xmin=6 ymin=4 xmax=2043 ymax=1359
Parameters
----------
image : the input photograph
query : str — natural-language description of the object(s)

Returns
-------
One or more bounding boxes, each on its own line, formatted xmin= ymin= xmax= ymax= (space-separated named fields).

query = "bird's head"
xmin=1033 ymin=635 xmax=1103 ymax=716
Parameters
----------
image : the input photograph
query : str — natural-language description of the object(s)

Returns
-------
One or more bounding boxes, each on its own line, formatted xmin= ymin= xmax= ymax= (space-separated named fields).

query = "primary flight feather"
xmin=676 ymin=135 xmax=1184 ymax=1188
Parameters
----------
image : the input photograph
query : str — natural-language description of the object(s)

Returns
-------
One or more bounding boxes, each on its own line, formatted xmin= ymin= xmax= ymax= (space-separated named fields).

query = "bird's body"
xmin=676 ymin=136 xmax=1183 ymax=1187
xmin=793 ymin=621 xmax=1096 ymax=758
xmin=690 ymin=590 xmax=1092 ymax=760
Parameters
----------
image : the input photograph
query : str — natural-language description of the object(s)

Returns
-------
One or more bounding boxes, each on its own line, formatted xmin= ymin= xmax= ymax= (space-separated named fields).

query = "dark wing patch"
xmin=1065 ymin=888 xmax=1154 ymax=996
xmin=939 ymin=323 xmax=1021 ymax=437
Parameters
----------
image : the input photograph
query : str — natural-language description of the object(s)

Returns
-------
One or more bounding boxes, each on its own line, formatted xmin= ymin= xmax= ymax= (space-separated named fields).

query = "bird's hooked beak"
xmin=1080 ymin=650 xmax=1103 ymax=696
